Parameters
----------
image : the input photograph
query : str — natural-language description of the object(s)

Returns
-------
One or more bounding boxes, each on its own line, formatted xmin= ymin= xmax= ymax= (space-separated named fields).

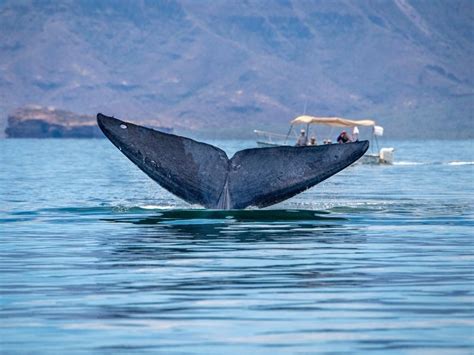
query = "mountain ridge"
xmin=0 ymin=0 xmax=472 ymax=139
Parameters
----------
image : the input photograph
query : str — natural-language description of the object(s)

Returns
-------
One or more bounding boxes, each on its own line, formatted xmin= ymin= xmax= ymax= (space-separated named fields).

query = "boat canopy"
xmin=291 ymin=115 xmax=376 ymax=127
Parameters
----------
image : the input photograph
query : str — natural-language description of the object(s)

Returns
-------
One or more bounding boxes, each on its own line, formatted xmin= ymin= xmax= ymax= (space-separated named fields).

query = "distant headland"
xmin=4 ymin=106 xmax=172 ymax=138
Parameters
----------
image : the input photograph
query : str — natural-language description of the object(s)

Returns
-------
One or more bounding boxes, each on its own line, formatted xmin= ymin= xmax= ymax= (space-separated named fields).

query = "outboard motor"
xmin=380 ymin=148 xmax=395 ymax=164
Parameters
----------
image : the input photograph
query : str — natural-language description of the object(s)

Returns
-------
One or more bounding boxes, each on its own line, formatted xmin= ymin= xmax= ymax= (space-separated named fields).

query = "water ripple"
xmin=1 ymin=139 xmax=473 ymax=353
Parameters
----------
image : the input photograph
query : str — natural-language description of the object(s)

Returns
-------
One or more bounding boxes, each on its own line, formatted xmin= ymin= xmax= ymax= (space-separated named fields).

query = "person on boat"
xmin=352 ymin=126 xmax=359 ymax=142
xmin=337 ymin=131 xmax=351 ymax=144
xmin=308 ymin=136 xmax=317 ymax=146
xmin=323 ymin=138 xmax=332 ymax=144
xmin=295 ymin=129 xmax=306 ymax=146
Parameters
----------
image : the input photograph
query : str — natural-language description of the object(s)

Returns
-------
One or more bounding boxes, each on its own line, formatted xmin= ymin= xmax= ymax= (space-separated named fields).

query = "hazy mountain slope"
xmin=0 ymin=0 xmax=472 ymax=138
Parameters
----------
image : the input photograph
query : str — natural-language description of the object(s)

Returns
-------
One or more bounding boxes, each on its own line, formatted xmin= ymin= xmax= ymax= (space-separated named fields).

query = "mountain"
xmin=0 ymin=0 xmax=473 ymax=139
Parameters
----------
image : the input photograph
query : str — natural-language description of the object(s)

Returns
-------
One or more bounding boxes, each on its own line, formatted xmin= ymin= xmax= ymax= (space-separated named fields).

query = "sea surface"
xmin=1 ymin=139 xmax=473 ymax=354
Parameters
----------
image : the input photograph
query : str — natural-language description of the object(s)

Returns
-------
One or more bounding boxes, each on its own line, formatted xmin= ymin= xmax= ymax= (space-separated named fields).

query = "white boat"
xmin=254 ymin=115 xmax=395 ymax=165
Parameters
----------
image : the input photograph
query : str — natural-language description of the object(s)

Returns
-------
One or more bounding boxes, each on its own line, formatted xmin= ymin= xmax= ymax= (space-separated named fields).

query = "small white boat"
xmin=254 ymin=115 xmax=395 ymax=165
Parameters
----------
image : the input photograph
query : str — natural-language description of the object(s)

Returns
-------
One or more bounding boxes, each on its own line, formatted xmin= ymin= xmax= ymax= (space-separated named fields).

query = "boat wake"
xmin=393 ymin=161 xmax=425 ymax=166
xmin=394 ymin=161 xmax=474 ymax=166
xmin=447 ymin=161 xmax=474 ymax=166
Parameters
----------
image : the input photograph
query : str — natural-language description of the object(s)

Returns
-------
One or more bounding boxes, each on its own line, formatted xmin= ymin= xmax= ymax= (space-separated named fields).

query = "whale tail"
xmin=97 ymin=113 xmax=369 ymax=209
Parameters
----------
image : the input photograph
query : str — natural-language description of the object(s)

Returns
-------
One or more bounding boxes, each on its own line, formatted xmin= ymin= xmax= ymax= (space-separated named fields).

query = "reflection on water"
xmin=2 ymin=205 xmax=472 ymax=353
xmin=1 ymin=139 xmax=473 ymax=353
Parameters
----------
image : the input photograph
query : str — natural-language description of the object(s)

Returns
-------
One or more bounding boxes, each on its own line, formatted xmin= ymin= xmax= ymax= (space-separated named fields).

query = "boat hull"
xmin=256 ymin=141 xmax=283 ymax=148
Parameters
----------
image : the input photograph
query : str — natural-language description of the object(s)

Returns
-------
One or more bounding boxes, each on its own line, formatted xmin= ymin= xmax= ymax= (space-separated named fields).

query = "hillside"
xmin=0 ymin=0 xmax=473 ymax=139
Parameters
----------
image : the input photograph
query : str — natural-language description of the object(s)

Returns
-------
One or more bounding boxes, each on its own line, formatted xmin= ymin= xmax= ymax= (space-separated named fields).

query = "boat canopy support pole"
xmin=374 ymin=135 xmax=380 ymax=152
xmin=284 ymin=124 xmax=293 ymax=145
xmin=371 ymin=128 xmax=380 ymax=153
xmin=306 ymin=123 xmax=310 ymax=145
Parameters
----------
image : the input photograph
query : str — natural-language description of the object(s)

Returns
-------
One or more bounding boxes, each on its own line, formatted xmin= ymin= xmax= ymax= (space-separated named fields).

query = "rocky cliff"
xmin=0 ymin=0 xmax=472 ymax=139
xmin=5 ymin=106 xmax=101 ymax=138
xmin=5 ymin=106 xmax=172 ymax=138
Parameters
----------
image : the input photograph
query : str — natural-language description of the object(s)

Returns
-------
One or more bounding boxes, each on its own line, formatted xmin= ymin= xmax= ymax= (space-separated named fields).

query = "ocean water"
xmin=0 ymin=139 xmax=473 ymax=353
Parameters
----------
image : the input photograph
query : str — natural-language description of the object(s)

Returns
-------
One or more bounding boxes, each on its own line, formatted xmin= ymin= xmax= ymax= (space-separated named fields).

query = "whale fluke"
xmin=97 ymin=113 xmax=369 ymax=209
